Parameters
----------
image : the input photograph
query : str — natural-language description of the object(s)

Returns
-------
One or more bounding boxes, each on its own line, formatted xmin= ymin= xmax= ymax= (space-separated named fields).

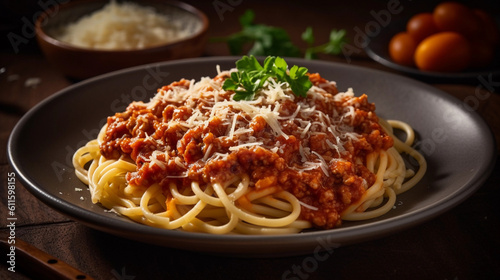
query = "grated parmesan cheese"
xmin=298 ymin=200 xmax=319 ymax=211
xmin=55 ymin=0 xmax=190 ymax=50
xmin=229 ymin=142 xmax=264 ymax=151
xmin=149 ymin=150 xmax=166 ymax=170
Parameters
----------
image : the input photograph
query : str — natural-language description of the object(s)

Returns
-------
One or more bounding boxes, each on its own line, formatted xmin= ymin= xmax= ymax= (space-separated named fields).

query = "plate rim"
xmin=364 ymin=45 xmax=500 ymax=80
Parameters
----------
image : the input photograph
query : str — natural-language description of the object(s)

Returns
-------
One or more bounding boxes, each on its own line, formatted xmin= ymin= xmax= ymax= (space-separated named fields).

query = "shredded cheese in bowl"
xmin=54 ymin=0 xmax=190 ymax=50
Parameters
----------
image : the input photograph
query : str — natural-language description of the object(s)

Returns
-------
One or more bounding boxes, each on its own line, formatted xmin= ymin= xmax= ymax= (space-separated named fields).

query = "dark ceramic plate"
xmin=364 ymin=19 xmax=500 ymax=84
xmin=7 ymin=57 xmax=496 ymax=257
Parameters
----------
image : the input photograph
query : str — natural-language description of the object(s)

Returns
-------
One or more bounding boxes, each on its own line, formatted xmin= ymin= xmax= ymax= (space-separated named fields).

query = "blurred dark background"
xmin=1 ymin=0 xmax=499 ymax=56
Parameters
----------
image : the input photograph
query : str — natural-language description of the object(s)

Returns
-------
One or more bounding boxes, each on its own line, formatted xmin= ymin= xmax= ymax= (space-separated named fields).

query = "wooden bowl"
xmin=35 ymin=0 xmax=209 ymax=80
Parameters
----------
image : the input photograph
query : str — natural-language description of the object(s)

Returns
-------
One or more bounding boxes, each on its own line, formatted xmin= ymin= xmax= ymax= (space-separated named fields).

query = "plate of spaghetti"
xmin=8 ymin=56 xmax=496 ymax=256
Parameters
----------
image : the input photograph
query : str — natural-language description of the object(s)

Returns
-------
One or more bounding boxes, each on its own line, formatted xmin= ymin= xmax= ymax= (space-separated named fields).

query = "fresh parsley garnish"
xmin=212 ymin=10 xmax=347 ymax=59
xmin=302 ymin=27 xmax=348 ymax=59
xmin=214 ymin=10 xmax=301 ymax=57
xmin=222 ymin=55 xmax=313 ymax=101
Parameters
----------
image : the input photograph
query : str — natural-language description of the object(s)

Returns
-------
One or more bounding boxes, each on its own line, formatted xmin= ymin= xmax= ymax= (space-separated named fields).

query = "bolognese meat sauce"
xmin=100 ymin=73 xmax=393 ymax=229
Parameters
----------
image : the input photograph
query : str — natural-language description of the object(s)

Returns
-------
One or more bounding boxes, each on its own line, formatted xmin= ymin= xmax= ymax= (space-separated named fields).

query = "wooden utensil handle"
xmin=2 ymin=232 xmax=94 ymax=279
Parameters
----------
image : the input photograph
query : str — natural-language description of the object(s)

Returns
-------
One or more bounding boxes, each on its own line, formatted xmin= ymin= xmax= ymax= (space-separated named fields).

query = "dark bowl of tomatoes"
xmin=365 ymin=1 xmax=500 ymax=83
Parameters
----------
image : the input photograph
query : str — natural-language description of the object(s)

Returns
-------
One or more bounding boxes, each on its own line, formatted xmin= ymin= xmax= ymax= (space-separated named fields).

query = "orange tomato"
xmin=433 ymin=2 xmax=480 ymax=39
xmin=388 ymin=32 xmax=417 ymax=67
xmin=406 ymin=13 xmax=439 ymax=43
xmin=414 ymin=32 xmax=471 ymax=72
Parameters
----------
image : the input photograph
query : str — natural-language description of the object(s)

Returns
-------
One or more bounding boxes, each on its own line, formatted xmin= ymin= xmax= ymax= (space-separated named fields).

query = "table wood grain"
xmin=1 ymin=0 xmax=499 ymax=279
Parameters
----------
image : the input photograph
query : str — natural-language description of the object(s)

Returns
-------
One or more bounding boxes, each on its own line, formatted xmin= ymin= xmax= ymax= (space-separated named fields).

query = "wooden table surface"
xmin=1 ymin=0 xmax=499 ymax=279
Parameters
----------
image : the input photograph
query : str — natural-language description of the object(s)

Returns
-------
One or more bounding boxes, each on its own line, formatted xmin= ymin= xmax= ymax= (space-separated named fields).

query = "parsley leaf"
xmin=213 ymin=10 xmax=301 ymax=57
xmin=303 ymin=28 xmax=347 ymax=59
xmin=223 ymin=55 xmax=312 ymax=101
xmin=287 ymin=65 xmax=311 ymax=98
xmin=212 ymin=10 xmax=347 ymax=60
